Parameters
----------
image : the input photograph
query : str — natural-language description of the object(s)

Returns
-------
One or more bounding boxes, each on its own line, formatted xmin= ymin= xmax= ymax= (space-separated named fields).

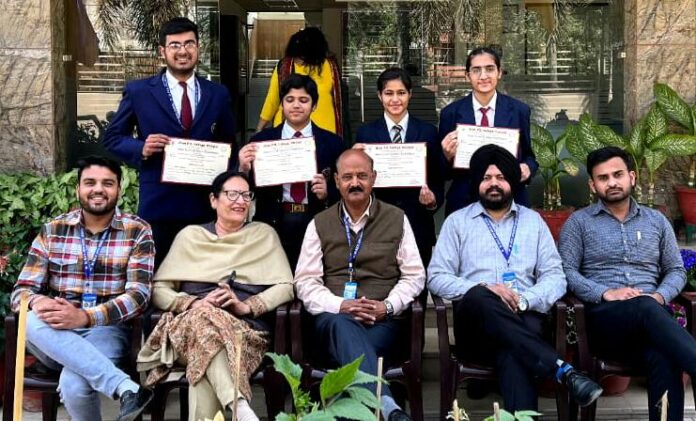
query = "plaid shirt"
xmin=11 ymin=208 xmax=154 ymax=326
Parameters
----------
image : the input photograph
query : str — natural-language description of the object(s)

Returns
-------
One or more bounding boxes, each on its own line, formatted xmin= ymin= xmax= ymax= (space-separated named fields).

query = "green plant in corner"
xmin=483 ymin=409 xmax=541 ymax=421
xmin=654 ymin=82 xmax=696 ymax=187
xmin=530 ymin=123 xmax=581 ymax=210
xmin=267 ymin=353 xmax=384 ymax=421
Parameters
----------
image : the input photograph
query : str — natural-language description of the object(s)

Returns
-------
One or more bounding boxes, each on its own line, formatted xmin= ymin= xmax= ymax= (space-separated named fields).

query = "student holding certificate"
xmin=354 ymin=67 xmax=444 ymax=265
xmin=439 ymin=47 xmax=538 ymax=215
xmin=239 ymin=74 xmax=345 ymax=269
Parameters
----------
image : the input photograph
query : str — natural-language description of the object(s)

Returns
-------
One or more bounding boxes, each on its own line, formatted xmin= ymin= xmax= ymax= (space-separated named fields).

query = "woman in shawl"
xmin=137 ymin=171 xmax=294 ymax=421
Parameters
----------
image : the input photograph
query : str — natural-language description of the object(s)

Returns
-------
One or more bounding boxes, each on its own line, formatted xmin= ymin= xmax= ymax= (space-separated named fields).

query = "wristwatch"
xmin=518 ymin=295 xmax=529 ymax=312
xmin=384 ymin=299 xmax=394 ymax=318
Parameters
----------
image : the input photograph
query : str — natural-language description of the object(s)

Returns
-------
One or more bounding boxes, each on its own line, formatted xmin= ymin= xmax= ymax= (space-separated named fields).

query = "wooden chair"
xmin=433 ymin=293 xmax=571 ymax=421
xmin=146 ymin=303 xmax=291 ymax=421
xmin=2 ymin=314 xmax=143 ymax=421
xmin=568 ymin=292 xmax=696 ymax=421
xmin=288 ymin=292 xmax=426 ymax=421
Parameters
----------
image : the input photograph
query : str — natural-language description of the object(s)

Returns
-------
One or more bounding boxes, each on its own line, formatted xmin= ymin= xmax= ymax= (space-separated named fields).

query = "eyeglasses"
xmin=469 ymin=65 xmax=498 ymax=77
xmin=221 ymin=190 xmax=254 ymax=202
xmin=165 ymin=40 xmax=198 ymax=52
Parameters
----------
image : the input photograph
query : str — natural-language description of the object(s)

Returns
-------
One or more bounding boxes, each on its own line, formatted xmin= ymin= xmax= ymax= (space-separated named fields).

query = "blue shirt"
xmin=558 ymin=199 xmax=686 ymax=304
xmin=427 ymin=201 xmax=566 ymax=313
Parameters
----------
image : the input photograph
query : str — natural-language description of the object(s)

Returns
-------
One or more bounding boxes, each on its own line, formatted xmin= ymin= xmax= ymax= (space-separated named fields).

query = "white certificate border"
xmin=252 ymin=136 xmax=319 ymax=188
xmin=453 ymin=123 xmax=520 ymax=169
xmin=363 ymin=142 xmax=428 ymax=189
xmin=160 ymin=137 xmax=232 ymax=186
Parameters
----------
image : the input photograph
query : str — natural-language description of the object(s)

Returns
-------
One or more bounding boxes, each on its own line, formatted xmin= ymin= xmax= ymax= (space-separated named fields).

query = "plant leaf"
xmin=578 ymin=113 xmax=605 ymax=153
xmin=515 ymin=410 xmax=543 ymax=417
xmin=299 ymin=410 xmax=334 ymax=421
xmin=345 ymin=386 xmax=380 ymax=409
xmin=266 ymin=353 xmax=302 ymax=392
xmin=349 ymin=370 xmax=384 ymax=386
xmin=274 ymin=413 xmax=296 ymax=421
xmin=320 ymin=355 xmax=363 ymax=403
xmin=645 ymin=103 xmax=668 ymax=143
xmin=593 ymin=124 xmax=626 ymax=148
xmin=531 ymin=123 xmax=554 ymax=149
xmin=654 ymin=83 xmax=694 ymax=131
xmin=325 ymin=398 xmax=376 ymax=420
xmin=628 ymin=119 xmax=645 ymax=157
xmin=564 ymin=124 xmax=587 ymax=164
xmin=644 ymin=149 xmax=668 ymax=174
xmin=533 ymin=144 xmax=556 ymax=169
xmin=649 ymin=134 xmax=696 ymax=155
xmin=561 ymin=158 xmax=580 ymax=176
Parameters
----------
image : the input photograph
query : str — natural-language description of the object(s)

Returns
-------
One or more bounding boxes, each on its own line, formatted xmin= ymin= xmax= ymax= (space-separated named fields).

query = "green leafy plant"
xmin=267 ymin=353 xmax=384 ymax=421
xmin=654 ymin=83 xmax=696 ymax=187
xmin=0 ymin=167 xmax=139 ymax=350
xmin=531 ymin=123 xmax=581 ymax=210
xmin=483 ymin=409 xmax=542 ymax=421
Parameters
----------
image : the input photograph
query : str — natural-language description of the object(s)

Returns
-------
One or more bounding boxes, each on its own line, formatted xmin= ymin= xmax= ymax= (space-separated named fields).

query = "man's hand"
xmin=441 ymin=130 xmax=458 ymax=162
xmin=238 ymin=143 xmax=257 ymax=173
xmin=35 ymin=298 xmax=89 ymax=329
xmin=486 ymin=284 xmax=519 ymax=312
xmin=352 ymin=143 xmax=366 ymax=150
xmin=311 ymin=173 xmax=328 ymax=201
xmin=419 ymin=185 xmax=436 ymax=208
xmin=646 ymin=292 xmax=665 ymax=305
xmin=339 ymin=298 xmax=386 ymax=325
xmin=520 ymin=163 xmax=531 ymax=182
xmin=602 ymin=287 xmax=642 ymax=301
xmin=142 ymin=134 xmax=171 ymax=158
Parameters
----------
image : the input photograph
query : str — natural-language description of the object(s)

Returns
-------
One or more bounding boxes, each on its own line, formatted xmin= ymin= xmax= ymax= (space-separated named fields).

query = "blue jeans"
xmin=26 ymin=311 xmax=132 ymax=421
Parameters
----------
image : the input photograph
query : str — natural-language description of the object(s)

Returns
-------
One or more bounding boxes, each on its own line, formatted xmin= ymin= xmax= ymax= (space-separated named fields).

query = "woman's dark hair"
xmin=210 ymin=171 xmax=253 ymax=197
xmin=284 ymin=27 xmax=329 ymax=71
xmin=279 ymin=74 xmax=319 ymax=106
xmin=376 ymin=67 xmax=412 ymax=92
xmin=465 ymin=46 xmax=502 ymax=71
xmin=159 ymin=17 xmax=199 ymax=46
xmin=586 ymin=146 xmax=634 ymax=178
xmin=76 ymin=156 xmax=122 ymax=185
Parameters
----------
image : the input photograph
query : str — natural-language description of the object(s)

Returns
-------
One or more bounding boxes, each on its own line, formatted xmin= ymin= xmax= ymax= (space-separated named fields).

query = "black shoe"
xmin=117 ymin=388 xmax=153 ymax=421
xmin=387 ymin=409 xmax=412 ymax=421
xmin=564 ymin=369 xmax=603 ymax=407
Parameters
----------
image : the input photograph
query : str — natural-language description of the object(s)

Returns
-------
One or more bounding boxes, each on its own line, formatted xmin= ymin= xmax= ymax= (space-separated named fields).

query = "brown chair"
xmin=433 ymin=293 xmax=571 ymax=421
xmin=568 ymin=292 xmax=696 ymax=421
xmin=146 ymin=303 xmax=291 ymax=421
xmin=2 ymin=314 xmax=143 ymax=421
xmin=289 ymin=292 xmax=426 ymax=421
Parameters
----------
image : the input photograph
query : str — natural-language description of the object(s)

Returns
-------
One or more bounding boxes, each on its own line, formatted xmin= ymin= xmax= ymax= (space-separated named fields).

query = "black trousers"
xmin=278 ymin=211 xmax=313 ymax=271
xmin=453 ymin=286 xmax=560 ymax=412
xmin=586 ymin=296 xmax=696 ymax=421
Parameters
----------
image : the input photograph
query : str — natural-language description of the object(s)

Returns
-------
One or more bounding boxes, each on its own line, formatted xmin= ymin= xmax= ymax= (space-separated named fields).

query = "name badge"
xmin=343 ymin=281 xmax=358 ymax=299
xmin=502 ymin=271 xmax=518 ymax=292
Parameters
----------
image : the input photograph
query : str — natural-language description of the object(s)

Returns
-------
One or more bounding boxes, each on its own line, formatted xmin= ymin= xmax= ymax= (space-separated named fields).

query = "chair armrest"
xmin=273 ymin=303 xmax=289 ymax=354
xmin=674 ymin=292 xmax=696 ymax=338
xmin=408 ymin=294 xmax=425 ymax=368
xmin=564 ymin=293 xmax=590 ymax=372
xmin=551 ymin=298 xmax=567 ymax=358
xmin=432 ymin=293 xmax=454 ymax=366
xmin=127 ymin=316 xmax=143 ymax=368
xmin=4 ymin=314 xmax=18 ymax=411
xmin=289 ymin=299 xmax=304 ymax=362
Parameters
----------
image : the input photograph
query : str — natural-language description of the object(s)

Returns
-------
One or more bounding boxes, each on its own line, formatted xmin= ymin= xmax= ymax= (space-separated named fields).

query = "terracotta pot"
xmin=675 ymin=186 xmax=696 ymax=225
xmin=536 ymin=207 xmax=575 ymax=243
xmin=599 ymin=375 xmax=631 ymax=396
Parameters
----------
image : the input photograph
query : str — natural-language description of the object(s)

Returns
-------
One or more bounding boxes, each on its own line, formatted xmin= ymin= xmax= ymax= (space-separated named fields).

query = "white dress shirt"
xmin=384 ymin=113 xmax=409 ymax=142
xmin=165 ymin=70 xmax=197 ymax=119
xmin=472 ymin=91 xmax=497 ymax=127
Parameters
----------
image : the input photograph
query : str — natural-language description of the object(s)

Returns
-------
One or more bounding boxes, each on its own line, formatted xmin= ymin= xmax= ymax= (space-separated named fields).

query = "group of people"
xmin=9 ymin=16 xmax=696 ymax=421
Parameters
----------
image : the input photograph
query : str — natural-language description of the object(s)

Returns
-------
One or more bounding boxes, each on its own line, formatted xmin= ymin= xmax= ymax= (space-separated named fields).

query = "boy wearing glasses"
xmin=438 ymin=47 xmax=538 ymax=215
xmin=104 ymin=17 xmax=236 ymax=267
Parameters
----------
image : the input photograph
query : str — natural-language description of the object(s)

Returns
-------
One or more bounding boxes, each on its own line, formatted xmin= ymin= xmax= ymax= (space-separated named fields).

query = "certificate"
xmin=363 ymin=143 xmax=427 ymax=188
xmin=162 ymin=138 xmax=231 ymax=185
xmin=454 ymin=124 xmax=519 ymax=169
xmin=253 ymin=137 xmax=317 ymax=187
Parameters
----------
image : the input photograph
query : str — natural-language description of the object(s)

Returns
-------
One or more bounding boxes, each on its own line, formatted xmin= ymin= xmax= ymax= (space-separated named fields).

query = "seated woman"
xmin=137 ymin=171 xmax=294 ymax=421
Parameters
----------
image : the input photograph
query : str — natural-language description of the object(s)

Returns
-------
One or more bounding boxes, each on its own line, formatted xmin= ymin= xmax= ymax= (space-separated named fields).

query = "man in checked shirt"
xmin=11 ymin=156 xmax=155 ymax=421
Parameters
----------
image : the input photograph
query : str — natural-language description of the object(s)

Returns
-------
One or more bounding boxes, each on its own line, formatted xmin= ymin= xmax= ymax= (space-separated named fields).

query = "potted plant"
xmin=530 ymin=123 xmax=582 ymax=241
xmin=680 ymin=249 xmax=696 ymax=295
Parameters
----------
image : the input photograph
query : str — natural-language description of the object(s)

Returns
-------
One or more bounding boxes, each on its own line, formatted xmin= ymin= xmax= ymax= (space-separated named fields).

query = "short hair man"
xmin=11 ymin=156 xmax=155 ymax=421
xmin=239 ymin=74 xmax=345 ymax=268
xmin=428 ymin=144 xmax=601 ymax=413
xmin=103 ymin=17 xmax=236 ymax=267
xmin=294 ymin=149 xmax=425 ymax=421
xmin=559 ymin=146 xmax=696 ymax=420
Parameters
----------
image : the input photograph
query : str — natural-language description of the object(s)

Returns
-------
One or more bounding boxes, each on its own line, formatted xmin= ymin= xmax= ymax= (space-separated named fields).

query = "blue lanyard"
xmin=482 ymin=213 xmax=518 ymax=265
xmin=79 ymin=226 xmax=110 ymax=281
xmin=343 ymin=214 xmax=365 ymax=283
xmin=161 ymin=73 xmax=200 ymax=127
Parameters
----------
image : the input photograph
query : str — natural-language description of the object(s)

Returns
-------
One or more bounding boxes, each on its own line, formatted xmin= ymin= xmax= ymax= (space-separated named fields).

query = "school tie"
xmin=392 ymin=124 xmax=403 ymax=143
xmin=290 ymin=131 xmax=306 ymax=203
xmin=179 ymin=81 xmax=193 ymax=135
xmin=480 ymin=107 xmax=490 ymax=127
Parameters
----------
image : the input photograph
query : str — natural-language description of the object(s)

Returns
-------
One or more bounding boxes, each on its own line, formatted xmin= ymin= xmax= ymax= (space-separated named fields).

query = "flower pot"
xmin=675 ymin=186 xmax=696 ymax=225
xmin=599 ymin=375 xmax=631 ymax=396
xmin=536 ymin=207 xmax=575 ymax=243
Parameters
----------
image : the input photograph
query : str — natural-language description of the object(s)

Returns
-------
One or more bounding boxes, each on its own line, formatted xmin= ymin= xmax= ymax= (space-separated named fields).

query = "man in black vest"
xmin=294 ymin=149 xmax=425 ymax=421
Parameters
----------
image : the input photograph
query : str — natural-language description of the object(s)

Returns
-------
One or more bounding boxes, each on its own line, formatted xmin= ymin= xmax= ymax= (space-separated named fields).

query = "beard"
xmin=79 ymin=194 xmax=118 ymax=216
xmin=480 ymin=186 xmax=512 ymax=210
xmin=597 ymin=185 xmax=632 ymax=204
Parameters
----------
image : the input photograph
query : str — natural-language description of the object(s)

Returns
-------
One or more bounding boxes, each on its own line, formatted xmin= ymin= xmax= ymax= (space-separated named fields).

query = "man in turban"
xmin=428 ymin=144 xmax=602 ymax=412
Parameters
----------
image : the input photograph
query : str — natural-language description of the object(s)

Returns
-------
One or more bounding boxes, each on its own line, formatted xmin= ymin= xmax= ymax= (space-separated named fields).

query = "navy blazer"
xmin=438 ymin=92 xmax=538 ymax=214
xmin=103 ymin=69 xmax=236 ymax=223
xmin=355 ymin=116 xmax=444 ymax=263
xmin=250 ymin=123 xmax=346 ymax=228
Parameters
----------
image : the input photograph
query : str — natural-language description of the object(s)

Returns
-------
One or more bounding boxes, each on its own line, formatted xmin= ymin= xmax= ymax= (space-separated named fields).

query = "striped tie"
xmin=392 ymin=125 xmax=403 ymax=143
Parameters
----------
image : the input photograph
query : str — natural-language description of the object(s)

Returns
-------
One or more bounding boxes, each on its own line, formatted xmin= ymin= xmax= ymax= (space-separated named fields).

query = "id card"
xmin=502 ymin=271 xmax=518 ymax=292
xmin=343 ymin=282 xmax=358 ymax=299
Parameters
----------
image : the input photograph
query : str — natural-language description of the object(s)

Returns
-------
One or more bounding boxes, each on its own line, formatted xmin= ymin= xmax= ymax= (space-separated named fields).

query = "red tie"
xmin=179 ymin=81 xmax=193 ymax=135
xmin=290 ymin=131 xmax=306 ymax=203
xmin=480 ymin=107 xmax=490 ymax=127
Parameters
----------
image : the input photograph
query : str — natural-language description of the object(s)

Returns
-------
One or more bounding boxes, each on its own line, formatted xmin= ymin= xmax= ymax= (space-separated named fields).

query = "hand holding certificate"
xmin=363 ymin=143 xmax=427 ymax=188
xmin=454 ymin=125 xmax=519 ymax=169
xmin=253 ymin=137 xmax=318 ymax=187
xmin=162 ymin=138 xmax=232 ymax=185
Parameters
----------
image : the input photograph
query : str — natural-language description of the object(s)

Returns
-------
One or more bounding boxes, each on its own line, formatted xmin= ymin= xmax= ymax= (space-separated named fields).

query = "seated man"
xmin=295 ymin=149 xmax=425 ymax=421
xmin=428 ymin=144 xmax=602 ymax=413
xmin=239 ymin=74 xmax=345 ymax=269
xmin=559 ymin=146 xmax=696 ymax=421
xmin=11 ymin=156 xmax=155 ymax=421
